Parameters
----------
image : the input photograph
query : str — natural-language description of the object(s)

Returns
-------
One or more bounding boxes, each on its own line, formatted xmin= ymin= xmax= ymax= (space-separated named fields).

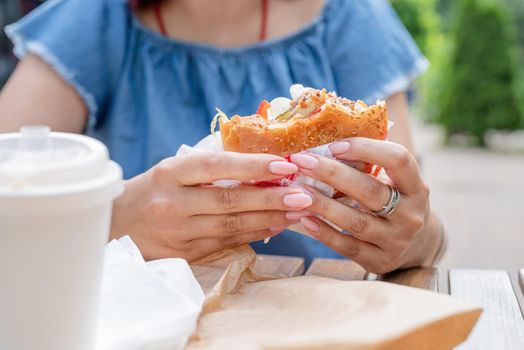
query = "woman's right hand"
xmin=110 ymin=151 xmax=313 ymax=261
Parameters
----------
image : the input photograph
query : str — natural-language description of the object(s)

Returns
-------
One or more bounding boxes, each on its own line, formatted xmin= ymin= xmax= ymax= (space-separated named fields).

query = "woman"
xmin=0 ymin=0 xmax=445 ymax=273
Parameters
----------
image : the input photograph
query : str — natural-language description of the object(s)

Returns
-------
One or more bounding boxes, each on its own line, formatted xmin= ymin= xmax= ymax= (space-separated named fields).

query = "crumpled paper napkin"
xmin=95 ymin=236 xmax=205 ymax=350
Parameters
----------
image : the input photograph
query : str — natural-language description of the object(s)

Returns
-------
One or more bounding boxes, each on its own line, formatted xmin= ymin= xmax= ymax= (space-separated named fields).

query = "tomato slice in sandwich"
xmin=256 ymin=100 xmax=271 ymax=120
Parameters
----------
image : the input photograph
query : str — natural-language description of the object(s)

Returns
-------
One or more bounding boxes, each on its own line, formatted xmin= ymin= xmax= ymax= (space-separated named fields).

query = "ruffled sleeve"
xmin=324 ymin=0 xmax=428 ymax=102
xmin=5 ymin=0 xmax=129 ymax=129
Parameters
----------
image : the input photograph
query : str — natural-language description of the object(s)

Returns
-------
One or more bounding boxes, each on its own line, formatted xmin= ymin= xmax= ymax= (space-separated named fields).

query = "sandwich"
xmin=207 ymin=86 xmax=389 ymax=238
xmin=214 ymin=85 xmax=388 ymax=163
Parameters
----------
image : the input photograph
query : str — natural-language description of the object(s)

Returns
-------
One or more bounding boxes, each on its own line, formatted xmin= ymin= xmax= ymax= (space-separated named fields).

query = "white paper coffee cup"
xmin=0 ymin=126 xmax=124 ymax=350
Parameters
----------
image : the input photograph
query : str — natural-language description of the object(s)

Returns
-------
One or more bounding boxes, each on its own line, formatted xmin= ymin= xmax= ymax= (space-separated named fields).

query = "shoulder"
xmin=5 ymin=0 xmax=133 ymax=127
xmin=320 ymin=0 xmax=427 ymax=101
xmin=324 ymin=0 xmax=393 ymax=14
xmin=322 ymin=0 xmax=415 ymax=58
xmin=47 ymin=0 xmax=127 ymax=11
xmin=6 ymin=0 xmax=132 ymax=57
xmin=323 ymin=0 xmax=399 ymax=29
xmin=13 ymin=0 xmax=130 ymax=28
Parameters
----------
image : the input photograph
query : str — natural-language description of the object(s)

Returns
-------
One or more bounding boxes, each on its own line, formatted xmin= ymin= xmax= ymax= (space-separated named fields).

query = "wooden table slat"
xmin=379 ymin=267 xmax=438 ymax=292
xmin=449 ymin=269 xmax=524 ymax=350
xmin=305 ymin=258 xmax=366 ymax=281
xmin=253 ymin=254 xmax=305 ymax=277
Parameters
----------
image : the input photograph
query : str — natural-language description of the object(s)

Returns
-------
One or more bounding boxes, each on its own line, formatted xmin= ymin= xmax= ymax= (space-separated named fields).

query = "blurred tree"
xmin=504 ymin=0 xmax=524 ymax=48
xmin=435 ymin=0 xmax=456 ymax=29
xmin=438 ymin=0 xmax=524 ymax=37
xmin=503 ymin=0 xmax=524 ymax=122
xmin=389 ymin=0 xmax=446 ymax=120
xmin=390 ymin=0 xmax=441 ymax=56
xmin=436 ymin=0 xmax=522 ymax=145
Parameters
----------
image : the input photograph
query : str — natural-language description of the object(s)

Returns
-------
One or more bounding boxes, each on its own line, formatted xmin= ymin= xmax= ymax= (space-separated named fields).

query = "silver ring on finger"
xmin=372 ymin=185 xmax=400 ymax=217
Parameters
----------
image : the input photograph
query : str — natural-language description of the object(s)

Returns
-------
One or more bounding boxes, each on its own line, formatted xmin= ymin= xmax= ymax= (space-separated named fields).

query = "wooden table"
xmin=254 ymin=255 xmax=524 ymax=350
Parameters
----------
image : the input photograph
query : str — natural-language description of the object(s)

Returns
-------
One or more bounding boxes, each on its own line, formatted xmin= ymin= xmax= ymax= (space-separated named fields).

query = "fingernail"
xmin=283 ymin=193 xmax=313 ymax=208
xmin=269 ymin=225 xmax=288 ymax=233
xmin=285 ymin=210 xmax=311 ymax=220
xmin=269 ymin=161 xmax=298 ymax=175
xmin=300 ymin=217 xmax=320 ymax=233
xmin=329 ymin=142 xmax=350 ymax=154
xmin=290 ymin=154 xmax=319 ymax=169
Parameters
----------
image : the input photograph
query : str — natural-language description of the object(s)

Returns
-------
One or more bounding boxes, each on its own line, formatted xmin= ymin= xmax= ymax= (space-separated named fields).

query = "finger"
xmin=328 ymin=138 xmax=422 ymax=195
xmin=181 ymin=185 xmax=313 ymax=215
xmin=299 ymin=216 xmax=385 ymax=273
xmin=304 ymin=185 xmax=390 ymax=245
xmin=188 ymin=228 xmax=281 ymax=259
xmin=290 ymin=153 xmax=391 ymax=212
xmin=166 ymin=152 xmax=298 ymax=186
xmin=341 ymin=160 xmax=369 ymax=172
xmin=186 ymin=211 xmax=298 ymax=238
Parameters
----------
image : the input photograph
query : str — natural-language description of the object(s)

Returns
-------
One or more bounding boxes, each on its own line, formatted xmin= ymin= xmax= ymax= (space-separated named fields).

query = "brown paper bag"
xmin=188 ymin=246 xmax=481 ymax=350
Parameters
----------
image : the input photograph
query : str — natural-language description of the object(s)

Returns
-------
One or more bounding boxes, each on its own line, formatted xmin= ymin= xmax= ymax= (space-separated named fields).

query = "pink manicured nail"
xmin=300 ymin=217 xmax=320 ymax=233
xmin=290 ymin=154 xmax=319 ymax=169
xmin=285 ymin=210 xmax=311 ymax=220
xmin=269 ymin=161 xmax=298 ymax=175
xmin=283 ymin=193 xmax=313 ymax=208
xmin=269 ymin=225 xmax=288 ymax=233
xmin=329 ymin=142 xmax=350 ymax=154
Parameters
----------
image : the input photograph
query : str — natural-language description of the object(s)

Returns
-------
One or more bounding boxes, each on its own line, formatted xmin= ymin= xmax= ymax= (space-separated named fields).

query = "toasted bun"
xmin=220 ymin=102 xmax=388 ymax=156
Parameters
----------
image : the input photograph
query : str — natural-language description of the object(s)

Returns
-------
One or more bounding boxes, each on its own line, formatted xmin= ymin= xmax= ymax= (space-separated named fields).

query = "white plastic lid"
xmin=0 ymin=126 xmax=123 ymax=213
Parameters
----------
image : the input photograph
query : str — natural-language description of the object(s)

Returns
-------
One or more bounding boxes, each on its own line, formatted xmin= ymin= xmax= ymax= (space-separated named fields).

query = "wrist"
xmin=428 ymin=215 xmax=447 ymax=265
xmin=401 ymin=210 xmax=443 ymax=269
xmin=418 ymin=210 xmax=444 ymax=266
xmin=110 ymin=178 xmax=136 ymax=240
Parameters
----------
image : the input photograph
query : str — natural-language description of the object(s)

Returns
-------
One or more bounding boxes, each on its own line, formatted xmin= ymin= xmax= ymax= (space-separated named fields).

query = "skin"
xmin=289 ymin=140 xmax=440 ymax=274
xmin=0 ymin=0 xmax=442 ymax=271
xmin=110 ymin=152 xmax=313 ymax=261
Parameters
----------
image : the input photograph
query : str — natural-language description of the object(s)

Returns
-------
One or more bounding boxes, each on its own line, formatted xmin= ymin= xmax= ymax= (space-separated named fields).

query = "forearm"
xmin=386 ymin=92 xmax=415 ymax=155
xmin=425 ymin=210 xmax=447 ymax=266
xmin=110 ymin=183 xmax=132 ymax=241
xmin=110 ymin=175 xmax=146 ymax=241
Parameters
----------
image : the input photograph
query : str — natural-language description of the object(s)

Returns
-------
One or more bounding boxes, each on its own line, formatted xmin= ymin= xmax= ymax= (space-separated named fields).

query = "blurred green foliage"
xmin=436 ymin=0 xmax=454 ymax=23
xmin=504 ymin=0 xmax=524 ymax=52
xmin=436 ymin=0 xmax=522 ymax=144
xmin=392 ymin=0 xmax=524 ymax=145
xmin=390 ymin=0 xmax=441 ymax=56
xmin=389 ymin=0 xmax=446 ymax=124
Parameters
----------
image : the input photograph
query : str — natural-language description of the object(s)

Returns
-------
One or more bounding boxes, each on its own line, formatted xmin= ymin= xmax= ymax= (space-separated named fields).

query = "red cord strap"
xmin=153 ymin=3 xmax=168 ymax=37
xmin=259 ymin=0 xmax=269 ymax=41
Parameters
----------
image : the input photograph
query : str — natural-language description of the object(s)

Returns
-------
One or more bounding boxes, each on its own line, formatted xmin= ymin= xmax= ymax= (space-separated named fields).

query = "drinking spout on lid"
xmin=18 ymin=126 xmax=51 ymax=153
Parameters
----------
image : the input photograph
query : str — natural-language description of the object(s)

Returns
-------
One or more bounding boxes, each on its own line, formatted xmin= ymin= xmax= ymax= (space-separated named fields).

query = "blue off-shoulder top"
xmin=6 ymin=0 xmax=428 ymax=263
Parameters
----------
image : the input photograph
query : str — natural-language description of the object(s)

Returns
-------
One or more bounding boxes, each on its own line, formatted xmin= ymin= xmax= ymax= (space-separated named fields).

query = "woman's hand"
xmin=289 ymin=138 xmax=442 ymax=274
xmin=111 ymin=152 xmax=313 ymax=261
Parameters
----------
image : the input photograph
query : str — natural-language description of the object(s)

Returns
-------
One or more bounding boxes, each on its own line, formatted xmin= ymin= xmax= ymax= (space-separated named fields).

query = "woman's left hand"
xmin=289 ymin=138 xmax=441 ymax=274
